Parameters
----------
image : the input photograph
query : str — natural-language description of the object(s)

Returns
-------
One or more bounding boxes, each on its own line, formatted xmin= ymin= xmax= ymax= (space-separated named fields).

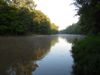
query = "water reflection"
xmin=0 ymin=36 xmax=58 ymax=75
xmin=0 ymin=35 xmax=84 ymax=75
xmin=60 ymin=34 xmax=85 ymax=43
xmin=33 ymin=37 xmax=73 ymax=75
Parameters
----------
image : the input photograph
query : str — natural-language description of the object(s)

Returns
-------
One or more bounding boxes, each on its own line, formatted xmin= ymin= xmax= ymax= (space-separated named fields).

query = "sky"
xmin=35 ymin=0 xmax=79 ymax=30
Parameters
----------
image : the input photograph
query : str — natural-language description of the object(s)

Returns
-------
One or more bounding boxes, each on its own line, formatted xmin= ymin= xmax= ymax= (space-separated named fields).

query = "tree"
xmin=50 ymin=23 xmax=58 ymax=34
xmin=32 ymin=10 xmax=52 ymax=34
xmin=74 ymin=0 xmax=100 ymax=34
xmin=0 ymin=0 xmax=58 ymax=35
xmin=5 ymin=0 xmax=36 ymax=10
xmin=60 ymin=23 xmax=82 ymax=34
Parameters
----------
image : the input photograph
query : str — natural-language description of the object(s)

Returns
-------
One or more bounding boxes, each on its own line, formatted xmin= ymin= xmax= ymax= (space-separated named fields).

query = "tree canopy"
xmin=60 ymin=22 xmax=82 ymax=34
xmin=74 ymin=0 xmax=100 ymax=34
xmin=0 ymin=0 xmax=58 ymax=35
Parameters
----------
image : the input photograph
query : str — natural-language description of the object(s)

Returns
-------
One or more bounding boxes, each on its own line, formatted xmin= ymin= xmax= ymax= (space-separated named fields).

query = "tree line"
xmin=60 ymin=22 xmax=82 ymax=34
xmin=61 ymin=0 xmax=100 ymax=35
xmin=0 ymin=0 xmax=58 ymax=35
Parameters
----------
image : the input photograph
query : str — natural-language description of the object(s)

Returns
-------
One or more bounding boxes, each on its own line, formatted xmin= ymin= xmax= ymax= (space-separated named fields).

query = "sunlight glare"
xmin=35 ymin=0 xmax=79 ymax=30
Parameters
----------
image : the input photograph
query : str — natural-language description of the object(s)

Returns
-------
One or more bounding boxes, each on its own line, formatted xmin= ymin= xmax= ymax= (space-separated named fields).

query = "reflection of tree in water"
xmin=0 ymin=36 xmax=58 ymax=75
xmin=60 ymin=35 xmax=85 ymax=43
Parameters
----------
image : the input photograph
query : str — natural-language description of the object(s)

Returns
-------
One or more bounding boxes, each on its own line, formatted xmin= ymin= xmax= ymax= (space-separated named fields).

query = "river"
xmin=0 ymin=34 xmax=84 ymax=75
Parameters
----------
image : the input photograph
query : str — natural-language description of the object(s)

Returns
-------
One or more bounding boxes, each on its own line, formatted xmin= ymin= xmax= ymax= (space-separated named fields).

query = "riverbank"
xmin=72 ymin=36 xmax=100 ymax=75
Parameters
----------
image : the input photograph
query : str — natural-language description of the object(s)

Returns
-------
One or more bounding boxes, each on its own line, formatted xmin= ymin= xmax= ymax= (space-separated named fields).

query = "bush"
xmin=72 ymin=36 xmax=100 ymax=75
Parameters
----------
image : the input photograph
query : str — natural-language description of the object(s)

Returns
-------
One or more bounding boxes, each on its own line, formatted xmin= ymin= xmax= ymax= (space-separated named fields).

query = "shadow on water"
xmin=0 ymin=36 xmax=58 ymax=75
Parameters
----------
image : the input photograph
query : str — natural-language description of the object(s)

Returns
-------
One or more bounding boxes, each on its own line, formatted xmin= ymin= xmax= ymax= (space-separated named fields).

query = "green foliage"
xmin=72 ymin=36 xmax=100 ymax=75
xmin=5 ymin=0 xmax=36 ymax=10
xmin=60 ymin=23 xmax=82 ymax=34
xmin=32 ymin=10 xmax=52 ymax=34
xmin=74 ymin=0 xmax=100 ymax=34
xmin=0 ymin=0 xmax=58 ymax=35
xmin=50 ymin=23 xmax=58 ymax=34
xmin=0 ymin=4 xmax=33 ymax=35
xmin=71 ymin=0 xmax=100 ymax=75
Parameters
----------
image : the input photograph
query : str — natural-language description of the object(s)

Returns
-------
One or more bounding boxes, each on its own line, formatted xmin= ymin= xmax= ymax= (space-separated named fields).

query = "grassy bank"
xmin=72 ymin=36 xmax=100 ymax=75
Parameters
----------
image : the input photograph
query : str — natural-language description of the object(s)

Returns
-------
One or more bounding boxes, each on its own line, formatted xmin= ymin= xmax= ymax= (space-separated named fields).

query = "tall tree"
xmin=74 ymin=0 xmax=100 ymax=34
xmin=4 ymin=0 xmax=36 ymax=10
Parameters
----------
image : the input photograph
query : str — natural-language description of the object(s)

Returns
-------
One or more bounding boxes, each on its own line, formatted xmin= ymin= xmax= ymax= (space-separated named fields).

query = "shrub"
xmin=72 ymin=36 xmax=100 ymax=75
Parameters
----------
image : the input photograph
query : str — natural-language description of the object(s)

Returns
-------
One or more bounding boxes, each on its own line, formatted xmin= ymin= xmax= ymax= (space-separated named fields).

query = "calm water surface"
xmin=0 ymin=34 xmax=84 ymax=75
